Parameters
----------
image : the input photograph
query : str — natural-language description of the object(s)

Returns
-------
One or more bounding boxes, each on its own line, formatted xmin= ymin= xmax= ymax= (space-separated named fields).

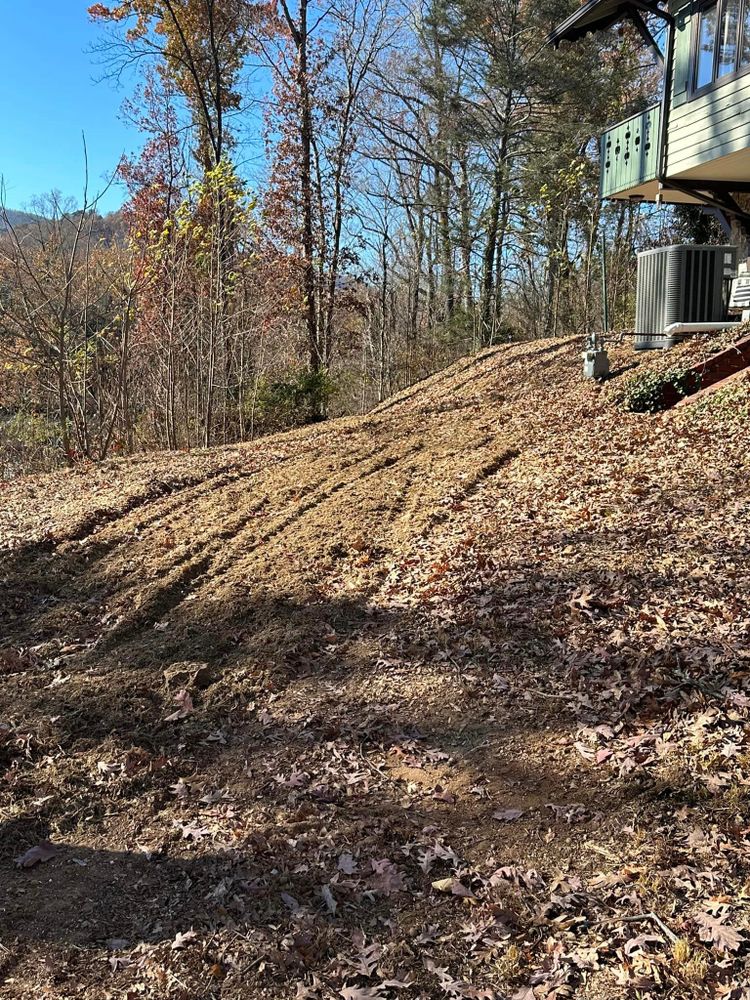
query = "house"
xmin=549 ymin=0 xmax=750 ymax=228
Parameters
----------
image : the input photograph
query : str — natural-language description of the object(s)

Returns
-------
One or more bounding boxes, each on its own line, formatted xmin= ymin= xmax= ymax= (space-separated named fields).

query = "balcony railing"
xmin=600 ymin=104 xmax=661 ymax=199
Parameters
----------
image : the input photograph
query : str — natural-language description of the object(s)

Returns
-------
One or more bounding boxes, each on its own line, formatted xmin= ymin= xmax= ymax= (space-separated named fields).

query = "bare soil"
xmin=1 ymin=337 xmax=749 ymax=999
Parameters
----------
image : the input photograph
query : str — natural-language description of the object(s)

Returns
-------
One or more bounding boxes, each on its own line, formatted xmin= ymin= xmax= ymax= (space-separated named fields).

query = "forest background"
xmin=0 ymin=0 xmax=721 ymax=478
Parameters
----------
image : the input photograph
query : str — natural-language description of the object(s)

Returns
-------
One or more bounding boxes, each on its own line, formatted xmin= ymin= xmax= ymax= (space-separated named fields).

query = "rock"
xmin=163 ymin=661 xmax=216 ymax=691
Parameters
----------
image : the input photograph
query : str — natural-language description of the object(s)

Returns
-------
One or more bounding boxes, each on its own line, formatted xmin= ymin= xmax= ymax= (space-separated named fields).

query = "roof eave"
xmin=547 ymin=0 xmax=668 ymax=47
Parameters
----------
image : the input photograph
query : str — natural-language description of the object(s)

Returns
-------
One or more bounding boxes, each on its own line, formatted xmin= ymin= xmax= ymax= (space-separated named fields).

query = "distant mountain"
xmin=0 ymin=209 xmax=42 ymax=232
xmin=0 ymin=207 xmax=126 ymax=243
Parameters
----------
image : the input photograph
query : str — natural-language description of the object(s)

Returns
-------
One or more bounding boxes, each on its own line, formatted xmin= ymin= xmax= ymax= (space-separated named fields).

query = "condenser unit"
xmin=635 ymin=244 xmax=736 ymax=349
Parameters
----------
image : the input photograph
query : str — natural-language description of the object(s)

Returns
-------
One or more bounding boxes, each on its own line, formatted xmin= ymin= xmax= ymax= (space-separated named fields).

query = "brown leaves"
xmin=175 ymin=821 xmax=211 ymax=841
xmin=431 ymin=877 xmax=475 ymax=899
xmin=165 ymin=688 xmax=194 ymax=721
xmin=276 ymin=768 xmax=308 ymax=789
xmin=339 ymin=985 xmax=385 ymax=1000
xmin=492 ymin=808 xmax=524 ymax=822
xmin=339 ymin=981 xmax=409 ymax=999
xmin=15 ymin=840 xmax=58 ymax=868
xmin=171 ymin=929 xmax=198 ymax=950
xmin=569 ymin=587 xmax=623 ymax=618
xmin=339 ymin=934 xmax=381 ymax=979
xmin=545 ymin=802 xmax=588 ymax=824
xmin=5 ymin=339 xmax=750 ymax=1000
xmin=433 ymin=785 xmax=457 ymax=804
xmin=370 ymin=859 xmax=405 ymax=896
xmin=424 ymin=959 xmax=494 ymax=998
xmin=694 ymin=909 xmax=745 ymax=952
xmin=0 ymin=647 xmax=37 ymax=674
xmin=170 ymin=777 xmax=190 ymax=801
xmin=337 ymin=852 xmax=357 ymax=874
xmin=320 ymin=884 xmax=337 ymax=915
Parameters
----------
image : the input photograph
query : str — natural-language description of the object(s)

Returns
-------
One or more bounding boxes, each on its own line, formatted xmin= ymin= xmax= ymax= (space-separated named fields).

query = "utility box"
xmin=582 ymin=348 xmax=609 ymax=380
xmin=635 ymin=244 xmax=736 ymax=349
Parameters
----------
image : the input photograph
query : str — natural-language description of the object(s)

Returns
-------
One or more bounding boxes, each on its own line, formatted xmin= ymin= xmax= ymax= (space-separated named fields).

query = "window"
xmin=693 ymin=0 xmax=750 ymax=92
xmin=696 ymin=2 xmax=719 ymax=87
xmin=718 ymin=0 xmax=741 ymax=75
xmin=742 ymin=0 xmax=750 ymax=63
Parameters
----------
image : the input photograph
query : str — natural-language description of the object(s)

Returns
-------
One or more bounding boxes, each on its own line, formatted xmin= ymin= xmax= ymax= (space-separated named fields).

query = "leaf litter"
xmin=1 ymin=338 xmax=750 ymax=996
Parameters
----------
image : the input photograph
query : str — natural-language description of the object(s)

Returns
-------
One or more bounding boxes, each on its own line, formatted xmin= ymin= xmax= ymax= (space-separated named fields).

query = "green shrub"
xmin=619 ymin=365 xmax=701 ymax=413
xmin=252 ymin=368 xmax=337 ymax=431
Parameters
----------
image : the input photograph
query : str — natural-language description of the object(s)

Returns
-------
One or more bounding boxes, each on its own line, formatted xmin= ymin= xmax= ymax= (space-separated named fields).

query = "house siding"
xmin=595 ymin=0 xmax=750 ymax=198
xmin=600 ymin=106 xmax=660 ymax=198
xmin=667 ymin=1 xmax=750 ymax=176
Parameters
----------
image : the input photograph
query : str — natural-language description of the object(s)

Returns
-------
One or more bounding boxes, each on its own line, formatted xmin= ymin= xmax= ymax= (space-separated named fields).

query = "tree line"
xmin=0 ymin=0 xmax=704 ymax=477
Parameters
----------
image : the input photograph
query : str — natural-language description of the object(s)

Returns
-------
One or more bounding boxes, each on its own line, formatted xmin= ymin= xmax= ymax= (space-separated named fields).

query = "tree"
xmin=0 ymin=188 xmax=136 ymax=462
xmin=258 ymin=0 xmax=391 ymax=410
xmin=89 ymin=0 xmax=252 ymax=171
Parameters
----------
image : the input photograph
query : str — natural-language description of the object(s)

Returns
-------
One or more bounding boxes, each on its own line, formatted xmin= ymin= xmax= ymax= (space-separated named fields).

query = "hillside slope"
xmin=1 ymin=338 xmax=750 ymax=999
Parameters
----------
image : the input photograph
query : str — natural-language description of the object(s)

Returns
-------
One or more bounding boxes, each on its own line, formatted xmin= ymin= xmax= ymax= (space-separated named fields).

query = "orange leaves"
xmin=88 ymin=2 xmax=134 ymax=21
xmin=88 ymin=3 xmax=119 ymax=18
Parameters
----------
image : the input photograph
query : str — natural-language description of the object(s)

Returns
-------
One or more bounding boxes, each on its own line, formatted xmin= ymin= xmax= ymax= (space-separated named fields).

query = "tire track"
xmin=96 ymin=440 xmax=415 ymax=647
xmin=79 ymin=435 xmax=388 ymax=606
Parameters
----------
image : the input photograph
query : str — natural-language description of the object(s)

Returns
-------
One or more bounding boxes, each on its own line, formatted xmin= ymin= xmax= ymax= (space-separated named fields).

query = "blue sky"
xmin=0 ymin=2 xmax=139 ymax=213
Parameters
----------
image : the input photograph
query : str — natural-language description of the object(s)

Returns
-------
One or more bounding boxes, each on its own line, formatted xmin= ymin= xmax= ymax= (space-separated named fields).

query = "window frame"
xmin=690 ymin=0 xmax=750 ymax=98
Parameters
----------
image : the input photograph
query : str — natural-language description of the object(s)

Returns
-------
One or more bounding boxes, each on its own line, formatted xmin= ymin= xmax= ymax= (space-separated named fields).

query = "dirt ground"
xmin=1 ymin=337 xmax=750 ymax=999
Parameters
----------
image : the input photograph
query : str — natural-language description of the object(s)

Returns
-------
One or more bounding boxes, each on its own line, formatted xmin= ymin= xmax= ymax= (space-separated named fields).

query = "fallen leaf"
xmin=338 ymin=852 xmax=358 ymax=874
xmin=321 ymin=883 xmax=337 ymax=915
xmin=171 ymin=929 xmax=198 ymax=950
xmin=97 ymin=760 xmax=122 ymax=777
xmin=370 ymin=858 xmax=406 ymax=896
xmin=431 ymin=877 xmax=475 ymax=898
xmin=694 ymin=911 xmax=744 ymax=952
xmin=282 ymin=891 xmax=302 ymax=912
xmin=177 ymin=822 xmax=211 ymax=841
xmin=171 ymin=779 xmax=190 ymax=800
xmin=340 ymin=986 xmax=385 ymax=1000
xmin=109 ymin=955 xmax=132 ymax=972
xmin=623 ymin=934 xmax=664 ymax=956
xmin=296 ymin=981 xmax=322 ymax=999
xmin=15 ymin=841 xmax=58 ymax=868
xmin=165 ymin=689 xmax=194 ymax=721
xmin=492 ymin=808 xmax=524 ymax=822
xmin=0 ymin=648 xmax=30 ymax=673
xmin=433 ymin=786 xmax=456 ymax=804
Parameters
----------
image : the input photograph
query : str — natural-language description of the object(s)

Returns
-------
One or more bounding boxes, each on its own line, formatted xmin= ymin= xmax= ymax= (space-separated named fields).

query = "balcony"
xmin=600 ymin=104 xmax=661 ymax=200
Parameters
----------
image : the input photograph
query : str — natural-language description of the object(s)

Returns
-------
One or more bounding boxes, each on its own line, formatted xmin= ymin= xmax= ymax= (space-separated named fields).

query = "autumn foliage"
xmin=1 ymin=0 xmax=678 ymax=474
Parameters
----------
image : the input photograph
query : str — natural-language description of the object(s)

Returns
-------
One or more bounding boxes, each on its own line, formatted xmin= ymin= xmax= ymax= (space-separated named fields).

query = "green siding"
xmin=667 ymin=68 xmax=750 ymax=175
xmin=671 ymin=115 xmax=750 ymax=159
xmin=598 ymin=0 xmax=750 ymax=197
xmin=672 ymin=3 xmax=693 ymax=108
xmin=600 ymin=105 xmax=661 ymax=198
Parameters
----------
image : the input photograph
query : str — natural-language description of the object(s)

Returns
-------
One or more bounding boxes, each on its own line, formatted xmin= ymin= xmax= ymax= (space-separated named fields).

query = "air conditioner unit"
xmin=729 ymin=259 xmax=750 ymax=317
xmin=635 ymin=244 xmax=736 ymax=349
